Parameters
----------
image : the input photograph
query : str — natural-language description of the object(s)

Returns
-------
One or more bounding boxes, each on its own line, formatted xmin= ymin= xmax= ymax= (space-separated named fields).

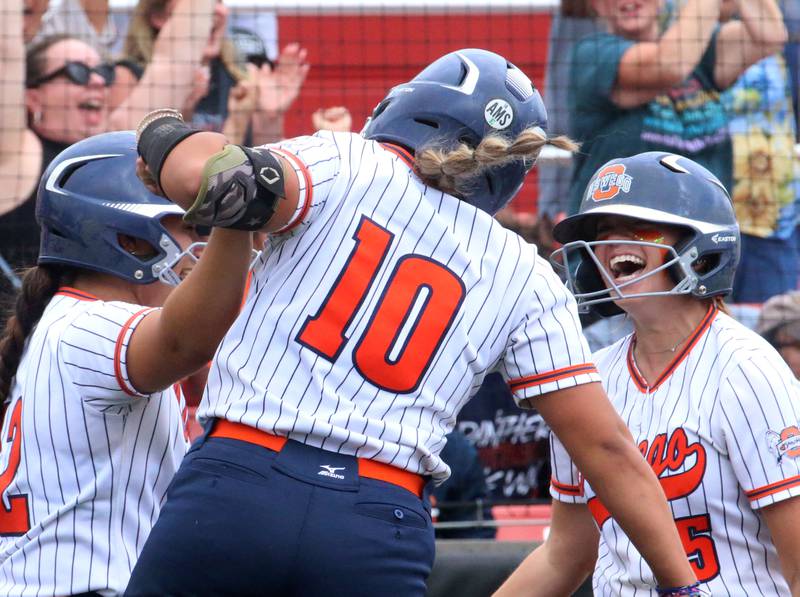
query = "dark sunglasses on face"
xmin=27 ymin=61 xmax=115 ymax=88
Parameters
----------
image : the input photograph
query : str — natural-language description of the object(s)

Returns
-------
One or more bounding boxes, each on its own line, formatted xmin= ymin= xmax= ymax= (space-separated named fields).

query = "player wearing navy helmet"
xmin=553 ymin=151 xmax=740 ymax=316
xmin=499 ymin=152 xmax=800 ymax=596
xmin=127 ymin=51 xmax=699 ymax=596
xmin=37 ymin=133 xmax=201 ymax=287
xmin=0 ymin=131 xmax=253 ymax=595
xmin=361 ymin=48 xmax=550 ymax=215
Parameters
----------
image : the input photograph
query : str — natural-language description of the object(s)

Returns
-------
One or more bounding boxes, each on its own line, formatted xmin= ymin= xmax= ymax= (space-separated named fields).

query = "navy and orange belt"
xmin=209 ymin=419 xmax=426 ymax=498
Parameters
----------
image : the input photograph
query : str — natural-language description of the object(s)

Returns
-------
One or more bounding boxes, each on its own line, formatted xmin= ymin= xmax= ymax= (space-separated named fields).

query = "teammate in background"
xmin=0 ymin=131 xmax=253 ymax=596
xmin=126 ymin=49 xmax=700 ymax=596
xmin=497 ymin=152 xmax=800 ymax=596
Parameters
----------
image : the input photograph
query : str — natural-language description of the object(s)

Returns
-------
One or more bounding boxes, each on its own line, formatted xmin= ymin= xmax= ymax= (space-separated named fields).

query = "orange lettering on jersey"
xmin=0 ymin=400 xmax=30 ymax=536
xmin=587 ymin=428 xmax=706 ymax=530
xmin=587 ymin=164 xmax=633 ymax=202
xmin=638 ymin=427 xmax=706 ymax=501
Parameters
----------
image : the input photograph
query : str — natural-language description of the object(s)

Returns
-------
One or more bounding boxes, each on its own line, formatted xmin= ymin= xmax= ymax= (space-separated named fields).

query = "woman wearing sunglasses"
xmin=0 ymin=0 xmax=216 ymax=299
xmin=497 ymin=152 xmax=800 ymax=596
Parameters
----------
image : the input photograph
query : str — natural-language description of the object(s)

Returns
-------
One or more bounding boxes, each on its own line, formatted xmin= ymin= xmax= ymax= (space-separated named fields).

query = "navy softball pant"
xmin=125 ymin=424 xmax=435 ymax=596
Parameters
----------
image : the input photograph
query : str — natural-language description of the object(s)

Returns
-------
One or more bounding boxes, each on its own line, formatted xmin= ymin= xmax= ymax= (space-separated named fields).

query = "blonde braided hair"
xmin=414 ymin=127 xmax=579 ymax=199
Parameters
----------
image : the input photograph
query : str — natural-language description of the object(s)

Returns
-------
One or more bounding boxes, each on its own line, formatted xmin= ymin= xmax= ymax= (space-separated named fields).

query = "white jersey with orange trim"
xmin=0 ymin=289 xmax=189 ymax=596
xmin=199 ymin=131 xmax=600 ymax=482
xmin=550 ymin=306 xmax=800 ymax=596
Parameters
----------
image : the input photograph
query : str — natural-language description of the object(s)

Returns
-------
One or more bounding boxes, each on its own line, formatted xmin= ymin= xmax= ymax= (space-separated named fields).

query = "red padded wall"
xmin=278 ymin=12 xmax=552 ymax=212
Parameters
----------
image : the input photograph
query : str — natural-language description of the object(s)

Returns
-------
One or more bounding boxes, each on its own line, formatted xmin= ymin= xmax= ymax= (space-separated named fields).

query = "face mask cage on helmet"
xmin=550 ymin=238 xmax=701 ymax=313
xmin=156 ymin=241 xmax=263 ymax=287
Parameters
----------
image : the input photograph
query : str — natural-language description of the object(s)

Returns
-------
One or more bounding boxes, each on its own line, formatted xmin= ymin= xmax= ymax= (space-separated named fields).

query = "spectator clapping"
xmin=567 ymin=0 xmax=787 ymax=214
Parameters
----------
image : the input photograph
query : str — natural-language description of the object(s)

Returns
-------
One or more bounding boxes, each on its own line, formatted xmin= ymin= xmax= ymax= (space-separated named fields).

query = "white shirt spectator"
xmin=35 ymin=0 xmax=119 ymax=59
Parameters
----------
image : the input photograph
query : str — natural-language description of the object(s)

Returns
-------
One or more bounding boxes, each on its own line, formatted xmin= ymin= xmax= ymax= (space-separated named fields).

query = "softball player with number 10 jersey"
xmin=498 ymin=152 xmax=800 ymax=596
xmin=127 ymin=50 xmax=700 ymax=596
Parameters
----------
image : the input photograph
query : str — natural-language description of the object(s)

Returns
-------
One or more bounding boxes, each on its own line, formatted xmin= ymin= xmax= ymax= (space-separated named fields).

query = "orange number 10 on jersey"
xmin=297 ymin=216 xmax=466 ymax=393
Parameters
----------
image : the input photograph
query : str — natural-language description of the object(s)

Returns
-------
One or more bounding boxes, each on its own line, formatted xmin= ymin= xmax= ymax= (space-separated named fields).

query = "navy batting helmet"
xmin=37 ymin=130 xmax=190 ymax=285
xmin=551 ymin=152 xmax=740 ymax=317
xmin=361 ymin=48 xmax=548 ymax=215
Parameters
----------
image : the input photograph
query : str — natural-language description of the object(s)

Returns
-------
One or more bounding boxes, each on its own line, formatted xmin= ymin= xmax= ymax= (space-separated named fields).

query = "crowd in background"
xmin=0 ymin=0 xmax=352 ymax=298
xmin=3 ymin=0 xmax=800 ymax=533
xmin=532 ymin=0 xmax=800 ymax=301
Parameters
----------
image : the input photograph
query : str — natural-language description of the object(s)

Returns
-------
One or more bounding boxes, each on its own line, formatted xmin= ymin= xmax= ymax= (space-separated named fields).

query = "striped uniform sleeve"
xmin=263 ymin=131 xmax=342 ymax=235
xmin=718 ymin=354 xmax=800 ymax=509
xmin=502 ymin=256 xmax=601 ymax=405
xmin=59 ymin=301 xmax=159 ymax=409
xmin=549 ymin=431 xmax=588 ymax=504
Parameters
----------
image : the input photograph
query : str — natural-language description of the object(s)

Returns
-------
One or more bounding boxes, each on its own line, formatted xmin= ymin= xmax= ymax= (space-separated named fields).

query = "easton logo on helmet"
xmin=588 ymin=164 xmax=633 ymax=202
xmin=711 ymin=233 xmax=736 ymax=244
xmin=484 ymin=99 xmax=514 ymax=130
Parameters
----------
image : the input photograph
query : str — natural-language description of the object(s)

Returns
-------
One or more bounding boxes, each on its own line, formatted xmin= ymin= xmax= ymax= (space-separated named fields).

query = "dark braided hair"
xmin=0 ymin=265 xmax=74 ymax=417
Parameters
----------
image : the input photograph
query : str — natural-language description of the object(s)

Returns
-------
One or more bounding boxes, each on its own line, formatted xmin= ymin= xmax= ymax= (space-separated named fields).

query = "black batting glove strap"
xmin=184 ymin=145 xmax=285 ymax=230
xmin=136 ymin=109 xmax=201 ymax=191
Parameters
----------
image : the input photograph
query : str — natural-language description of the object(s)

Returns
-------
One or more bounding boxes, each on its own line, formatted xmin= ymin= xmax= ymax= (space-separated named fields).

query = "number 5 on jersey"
xmin=297 ymin=216 xmax=465 ymax=393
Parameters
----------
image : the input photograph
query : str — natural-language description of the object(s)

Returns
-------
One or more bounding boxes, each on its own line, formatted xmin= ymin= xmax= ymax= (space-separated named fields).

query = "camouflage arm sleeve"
xmin=184 ymin=145 xmax=286 ymax=231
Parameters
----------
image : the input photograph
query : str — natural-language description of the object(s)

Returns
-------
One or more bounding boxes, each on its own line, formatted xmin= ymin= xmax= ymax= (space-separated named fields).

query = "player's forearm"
xmin=159 ymin=132 xmax=229 ymax=208
xmin=494 ymin=542 xmax=592 ymax=597
xmin=154 ymin=228 xmax=251 ymax=375
xmin=582 ymin=440 xmax=695 ymax=588
xmin=736 ymin=0 xmax=787 ymax=51
xmin=539 ymin=384 xmax=695 ymax=589
xmin=496 ymin=500 xmax=597 ymax=596
xmin=777 ymin=557 xmax=800 ymax=597
xmin=108 ymin=0 xmax=215 ymax=130
xmin=139 ymin=111 xmax=299 ymax=234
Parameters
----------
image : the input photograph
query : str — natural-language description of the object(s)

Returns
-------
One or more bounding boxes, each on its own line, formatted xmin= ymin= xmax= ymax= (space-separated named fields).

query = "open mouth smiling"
xmin=78 ymin=99 xmax=103 ymax=112
xmin=609 ymin=254 xmax=646 ymax=282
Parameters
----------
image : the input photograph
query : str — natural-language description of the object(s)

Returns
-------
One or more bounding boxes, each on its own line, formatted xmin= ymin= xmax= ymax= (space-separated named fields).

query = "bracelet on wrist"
xmin=656 ymin=581 xmax=708 ymax=596
xmin=136 ymin=108 xmax=201 ymax=192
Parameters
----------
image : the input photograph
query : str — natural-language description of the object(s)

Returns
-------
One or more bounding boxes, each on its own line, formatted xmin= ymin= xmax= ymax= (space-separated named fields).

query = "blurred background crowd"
xmin=2 ymin=0 xmax=800 ymax=544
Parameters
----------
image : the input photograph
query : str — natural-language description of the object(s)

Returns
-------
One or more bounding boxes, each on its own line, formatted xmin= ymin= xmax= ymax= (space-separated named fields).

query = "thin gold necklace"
xmin=634 ymin=328 xmax=694 ymax=354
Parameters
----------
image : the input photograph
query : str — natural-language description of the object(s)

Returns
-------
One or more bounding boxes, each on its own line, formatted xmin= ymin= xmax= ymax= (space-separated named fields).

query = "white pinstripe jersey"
xmin=0 ymin=288 xmax=189 ymax=596
xmin=199 ymin=131 xmax=600 ymax=482
xmin=550 ymin=306 xmax=800 ymax=596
